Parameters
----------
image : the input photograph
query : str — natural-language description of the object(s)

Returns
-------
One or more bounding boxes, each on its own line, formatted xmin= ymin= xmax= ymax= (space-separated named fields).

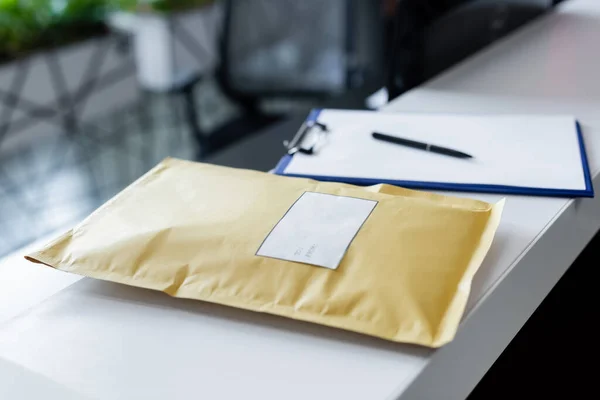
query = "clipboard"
xmin=274 ymin=109 xmax=594 ymax=198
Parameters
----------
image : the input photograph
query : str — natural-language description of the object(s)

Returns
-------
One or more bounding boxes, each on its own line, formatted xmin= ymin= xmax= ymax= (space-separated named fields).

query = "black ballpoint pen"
xmin=372 ymin=132 xmax=473 ymax=159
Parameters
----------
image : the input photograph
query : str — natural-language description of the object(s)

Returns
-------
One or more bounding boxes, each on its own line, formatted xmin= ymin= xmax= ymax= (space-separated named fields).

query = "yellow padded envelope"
xmin=26 ymin=158 xmax=503 ymax=348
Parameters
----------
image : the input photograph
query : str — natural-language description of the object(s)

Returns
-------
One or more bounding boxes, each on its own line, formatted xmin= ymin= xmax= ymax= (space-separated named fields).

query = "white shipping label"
xmin=256 ymin=192 xmax=377 ymax=269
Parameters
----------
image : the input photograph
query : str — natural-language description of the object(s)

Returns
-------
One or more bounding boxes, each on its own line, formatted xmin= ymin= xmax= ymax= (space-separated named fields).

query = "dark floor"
xmin=0 ymin=94 xmax=198 ymax=256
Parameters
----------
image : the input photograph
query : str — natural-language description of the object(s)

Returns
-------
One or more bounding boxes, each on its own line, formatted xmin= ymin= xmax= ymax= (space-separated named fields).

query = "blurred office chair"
xmin=387 ymin=0 xmax=551 ymax=100
xmin=215 ymin=0 xmax=379 ymax=111
xmin=186 ymin=0 xmax=354 ymax=156
xmin=194 ymin=0 xmax=383 ymax=156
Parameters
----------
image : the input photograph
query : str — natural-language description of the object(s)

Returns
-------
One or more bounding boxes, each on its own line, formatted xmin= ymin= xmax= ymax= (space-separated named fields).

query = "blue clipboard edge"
xmin=274 ymin=109 xmax=595 ymax=198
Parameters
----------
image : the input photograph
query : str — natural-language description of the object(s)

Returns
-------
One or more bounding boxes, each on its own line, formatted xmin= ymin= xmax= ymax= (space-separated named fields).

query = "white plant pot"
xmin=130 ymin=5 xmax=222 ymax=91
xmin=134 ymin=14 xmax=176 ymax=91
xmin=0 ymin=34 xmax=139 ymax=153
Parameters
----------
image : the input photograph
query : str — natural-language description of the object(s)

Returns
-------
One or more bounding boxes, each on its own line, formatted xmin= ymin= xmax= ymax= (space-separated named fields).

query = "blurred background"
xmin=0 ymin=0 xmax=564 ymax=256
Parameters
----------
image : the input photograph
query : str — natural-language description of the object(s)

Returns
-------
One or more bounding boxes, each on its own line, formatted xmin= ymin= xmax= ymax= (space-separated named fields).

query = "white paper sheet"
xmin=257 ymin=192 xmax=377 ymax=269
xmin=282 ymin=110 xmax=586 ymax=191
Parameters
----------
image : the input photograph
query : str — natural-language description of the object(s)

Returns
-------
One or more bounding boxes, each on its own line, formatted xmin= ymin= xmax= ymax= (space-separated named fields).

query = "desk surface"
xmin=2 ymin=1 xmax=600 ymax=399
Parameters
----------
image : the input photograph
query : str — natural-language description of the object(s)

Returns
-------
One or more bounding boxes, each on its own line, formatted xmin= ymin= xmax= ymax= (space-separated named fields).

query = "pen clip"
xmin=283 ymin=121 xmax=328 ymax=155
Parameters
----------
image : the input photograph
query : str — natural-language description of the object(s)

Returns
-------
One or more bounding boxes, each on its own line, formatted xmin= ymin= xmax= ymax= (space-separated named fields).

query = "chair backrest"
xmin=217 ymin=0 xmax=353 ymax=101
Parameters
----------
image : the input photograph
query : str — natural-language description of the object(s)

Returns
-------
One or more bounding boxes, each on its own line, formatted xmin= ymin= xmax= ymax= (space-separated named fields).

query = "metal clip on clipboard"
xmin=283 ymin=120 xmax=329 ymax=155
